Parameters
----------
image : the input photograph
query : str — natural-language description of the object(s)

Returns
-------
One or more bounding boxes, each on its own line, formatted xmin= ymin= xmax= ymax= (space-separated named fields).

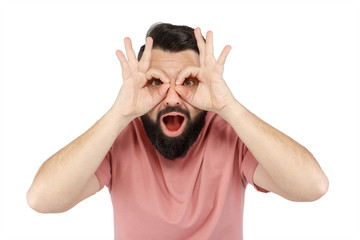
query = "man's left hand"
xmin=175 ymin=28 xmax=234 ymax=114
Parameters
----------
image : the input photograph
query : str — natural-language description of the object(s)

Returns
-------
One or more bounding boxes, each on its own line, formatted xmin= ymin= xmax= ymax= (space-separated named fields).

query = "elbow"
xmin=302 ymin=173 xmax=329 ymax=202
xmin=300 ymin=153 xmax=329 ymax=202
xmin=26 ymin=189 xmax=46 ymax=213
xmin=26 ymin=187 xmax=67 ymax=214
xmin=286 ymin=172 xmax=329 ymax=202
xmin=26 ymin=188 xmax=52 ymax=213
xmin=312 ymin=174 xmax=329 ymax=201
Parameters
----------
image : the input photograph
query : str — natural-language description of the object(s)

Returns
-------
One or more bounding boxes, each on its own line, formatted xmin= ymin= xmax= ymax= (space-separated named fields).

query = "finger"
xmin=176 ymin=66 xmax=200 ymax=85
xmin=139 ymin=37 xmax=153 ymax=73
xmin=124 ymin=37 xmax=138 ymax=69
xmin=205 ymin=31 xmax=216 ymax=65
xmin=175 ymin=85 xmax=195 ymax=104
xmin=205 ymin=31 xmax=214 ymax=56
xmin=217 ymin=45 xmax=232 ymax=66
xmin=152 ymin=83 xmax=170 ymax=103
xmin=115 ymin=49 xmax=127 ymax=66
xmin=145 ymin=68 xmax=170 ymax=86
xmin=194 ymin=28 xmax=206 ymax=62
xmin=115 ymin=50 xmax=131 ymax=80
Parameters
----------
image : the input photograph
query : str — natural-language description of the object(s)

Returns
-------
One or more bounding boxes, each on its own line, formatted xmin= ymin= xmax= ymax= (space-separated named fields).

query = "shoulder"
xmin=205 ymin=112 xmax=236 ymax=136
xmin=111 ymin=117 xmax=149 ymax=149
xmin=203 ymin=112 xmax=239 ymax=144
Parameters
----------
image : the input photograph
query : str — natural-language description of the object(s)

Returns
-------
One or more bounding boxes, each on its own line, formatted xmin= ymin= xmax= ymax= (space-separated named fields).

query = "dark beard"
xmin=140 ymin=106 xmax=207 ymax=161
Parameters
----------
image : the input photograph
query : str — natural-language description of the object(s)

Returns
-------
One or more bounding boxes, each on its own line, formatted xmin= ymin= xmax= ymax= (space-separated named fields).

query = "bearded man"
xmin=27 ymin=23 xmax=328 ymax=240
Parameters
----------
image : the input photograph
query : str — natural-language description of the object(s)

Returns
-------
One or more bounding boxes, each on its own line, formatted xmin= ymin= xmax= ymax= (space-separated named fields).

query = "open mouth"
xmin=160 ymin=112 xmax=187 ymax=137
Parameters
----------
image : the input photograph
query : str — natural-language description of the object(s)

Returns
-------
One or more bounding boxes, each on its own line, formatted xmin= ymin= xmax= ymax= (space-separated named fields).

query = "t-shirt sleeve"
xmin=240 ymin=143 xmax=269 ymax=193
xmin=95 ymin=149 xmax=112 ymax=191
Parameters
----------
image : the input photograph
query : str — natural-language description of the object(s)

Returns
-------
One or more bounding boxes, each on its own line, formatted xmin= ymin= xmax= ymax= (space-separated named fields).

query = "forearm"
xmin=220 ymin=100 xmax=328 ymax=200
xmin=27 ymin=35 xmax=166 ymax=213
xmin=27 ymin=106 xmax=130 ymax=212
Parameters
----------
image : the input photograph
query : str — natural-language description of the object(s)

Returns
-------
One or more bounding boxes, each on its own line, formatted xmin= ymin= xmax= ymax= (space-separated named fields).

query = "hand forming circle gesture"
xmin=175 ymin=28 xmax=234 ymax=114
xmin=114 ymin=37 xmax=170 ymax=120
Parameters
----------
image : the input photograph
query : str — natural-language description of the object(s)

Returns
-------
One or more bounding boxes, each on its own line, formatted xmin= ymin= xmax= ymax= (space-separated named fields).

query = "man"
xmin=27 ymin=23 xmax=328 ymax=239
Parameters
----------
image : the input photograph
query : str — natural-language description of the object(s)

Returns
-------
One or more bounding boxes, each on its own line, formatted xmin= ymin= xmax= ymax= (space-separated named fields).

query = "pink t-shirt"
xmin=96 ymin=112 xmax=267 ymax=240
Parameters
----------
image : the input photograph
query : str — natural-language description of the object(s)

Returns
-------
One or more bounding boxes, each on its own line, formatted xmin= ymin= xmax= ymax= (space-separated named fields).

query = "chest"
xmin=111 ymin=152 xmax=243 ymax=235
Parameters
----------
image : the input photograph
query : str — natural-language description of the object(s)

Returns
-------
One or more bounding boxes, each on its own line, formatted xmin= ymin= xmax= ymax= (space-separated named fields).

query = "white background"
xmin=1 ymin=0 xmax=359 ymax=239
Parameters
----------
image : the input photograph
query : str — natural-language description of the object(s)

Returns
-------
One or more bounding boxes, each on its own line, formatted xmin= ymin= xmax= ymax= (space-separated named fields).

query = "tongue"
xmin=165 ymin=116 xmax=182 ymax=131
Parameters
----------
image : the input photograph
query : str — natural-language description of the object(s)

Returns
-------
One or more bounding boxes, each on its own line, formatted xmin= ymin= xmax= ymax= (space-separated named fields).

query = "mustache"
xmin=156 ymin=106 xmax=190 ymax=121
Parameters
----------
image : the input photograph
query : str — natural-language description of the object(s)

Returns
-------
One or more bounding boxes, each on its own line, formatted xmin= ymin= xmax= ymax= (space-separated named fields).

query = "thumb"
xmin=152 ymin=83 xmax=170 ymax=104
xmin=175 ymin=85 xmax=195 ymax=105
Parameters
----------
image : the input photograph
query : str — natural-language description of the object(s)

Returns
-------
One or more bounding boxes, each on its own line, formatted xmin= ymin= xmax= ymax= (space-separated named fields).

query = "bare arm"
xmin=175 ymin=28 xmax=328 ymax=202
xmin=27 ymin=37 xmax=170 ymax=213
xmin=221 ymin=101 xmax=329 ymax=201
xmin=26 ymin=108 xmax=130 ymax=213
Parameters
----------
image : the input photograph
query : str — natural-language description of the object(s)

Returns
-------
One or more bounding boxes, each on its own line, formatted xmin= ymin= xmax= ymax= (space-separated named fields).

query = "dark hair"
xmin=137 ymin=23 xmax=201 ymax=61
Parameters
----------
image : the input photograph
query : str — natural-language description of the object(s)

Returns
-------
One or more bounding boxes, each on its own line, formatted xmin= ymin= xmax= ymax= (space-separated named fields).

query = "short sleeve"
xmin=240 ymin=143 xmax=269 ymax=193
xmin=95 ymin=149 xmax=112 ymax=191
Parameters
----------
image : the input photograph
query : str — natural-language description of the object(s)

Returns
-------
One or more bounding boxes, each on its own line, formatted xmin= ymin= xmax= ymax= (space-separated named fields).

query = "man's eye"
xmin=151 ymin=79 xmax=163 ymax=87
xmin=183 ymin=78 xmax=194 ymax=87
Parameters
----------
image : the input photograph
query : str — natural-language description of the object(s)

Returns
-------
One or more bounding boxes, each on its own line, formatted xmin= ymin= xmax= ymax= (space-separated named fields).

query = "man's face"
xmin=140 ymin=49 xmax=207 ymax=160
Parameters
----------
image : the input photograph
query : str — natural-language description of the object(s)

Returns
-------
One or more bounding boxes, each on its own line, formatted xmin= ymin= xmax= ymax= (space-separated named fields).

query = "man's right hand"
xmin=113 ymin=37 xmax=170 ymax=121
xmin=27 ymin=36 xmax=169 ymax=213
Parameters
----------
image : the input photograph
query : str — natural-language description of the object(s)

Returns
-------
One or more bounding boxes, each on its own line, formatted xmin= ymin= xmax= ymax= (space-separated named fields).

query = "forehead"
xmin=149 ymin=49 xmax=200 ymax=77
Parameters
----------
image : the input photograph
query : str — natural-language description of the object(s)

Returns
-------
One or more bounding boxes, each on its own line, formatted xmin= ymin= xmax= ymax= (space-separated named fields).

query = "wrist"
xmin=107 ymin=103 xmax=134 ymax=128
xmin=217 ymin=97 xmax=239 ymax=117
xmin=218 ymin=99 xmax=246 ymax=125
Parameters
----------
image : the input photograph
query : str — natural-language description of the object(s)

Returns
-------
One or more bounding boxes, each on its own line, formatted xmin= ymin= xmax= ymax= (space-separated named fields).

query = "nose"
xmin=163 ymin=84 xmax=181 ymax=106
